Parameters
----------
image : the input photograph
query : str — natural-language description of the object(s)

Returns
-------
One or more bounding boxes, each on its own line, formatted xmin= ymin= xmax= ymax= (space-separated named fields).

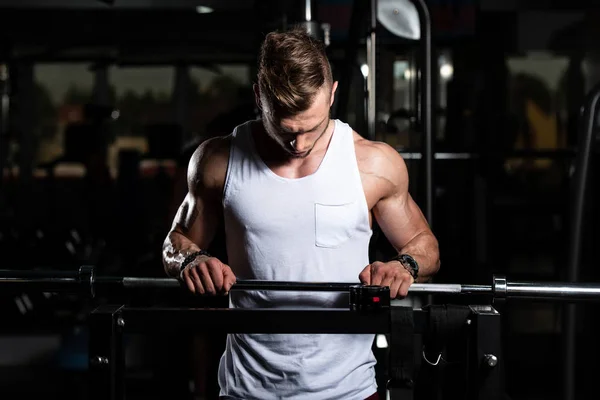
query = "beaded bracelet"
xmin=179 ymin=249 xmax=211 ymax=274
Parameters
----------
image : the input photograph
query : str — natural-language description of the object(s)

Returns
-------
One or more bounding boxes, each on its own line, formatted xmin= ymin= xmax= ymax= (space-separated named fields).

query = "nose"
xmin=291 ymin=135 xmax=309 ymax=152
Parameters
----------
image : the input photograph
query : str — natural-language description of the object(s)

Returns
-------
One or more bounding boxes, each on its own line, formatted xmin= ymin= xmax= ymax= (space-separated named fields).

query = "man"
xmin=162 ymin=27 xmax=440 ymax=400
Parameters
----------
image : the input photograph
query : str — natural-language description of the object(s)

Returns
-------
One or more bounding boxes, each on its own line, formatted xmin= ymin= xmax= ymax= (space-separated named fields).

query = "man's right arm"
xmin=162 ymin=136 xmax=234 ymax=294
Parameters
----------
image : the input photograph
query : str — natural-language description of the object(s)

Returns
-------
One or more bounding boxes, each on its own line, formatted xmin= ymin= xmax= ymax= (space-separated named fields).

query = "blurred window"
xmin=188 ymin=65 xmax=253 ymax=138
xmin=33 ymin=63 xmax=94 ymax=167
xmin=506 ymin=52 xmax=569 ymax=173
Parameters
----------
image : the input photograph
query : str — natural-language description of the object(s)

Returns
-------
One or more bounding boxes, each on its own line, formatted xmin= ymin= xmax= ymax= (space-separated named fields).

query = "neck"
xmin=254 ymin=119 xmax=334 ymax=165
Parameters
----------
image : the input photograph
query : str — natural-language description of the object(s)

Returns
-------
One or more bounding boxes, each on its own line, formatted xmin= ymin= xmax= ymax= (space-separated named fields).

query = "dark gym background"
xmin=0 ymin=0 xmax=599 ymax=399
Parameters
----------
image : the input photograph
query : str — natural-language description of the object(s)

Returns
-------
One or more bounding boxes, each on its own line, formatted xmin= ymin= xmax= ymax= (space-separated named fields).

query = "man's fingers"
xmin=207 ymin=260 xmax=224 ymax=292
xmin=198 ymin=262 xmax=217 ymax=295
xmin=359 ymin=265 xmax=372 ymax=285
xmin=389 ymin=278 xmax=402 ymax=299
xmin=398 ymin=278 xmax=413 ymax=298
xmin=222 ymin=265 xmax=236 ymax=293
xmin=363 ymin=261 xmax=415 ymax=298
xmin=380 ymin=274 xmax=394 ymax=290
xmin=180 ymin=258 xmax=236 ymax=296
xmin=189 ymin=267 xmax=205 ymax=295
xmin=183 ymin=271 xmax=196 ymax=294
xmin=369 ymin=263 xmax=384 ymax=286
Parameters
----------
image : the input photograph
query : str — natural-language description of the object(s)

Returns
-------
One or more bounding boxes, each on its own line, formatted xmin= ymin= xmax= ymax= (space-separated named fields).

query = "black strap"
xmin=423 ymin=304 xmax=471 ymax=360
xmin=388 ymin=306 xmax=416 ymax=398
xmin=417 ymin=304 xmax=472 ymax=400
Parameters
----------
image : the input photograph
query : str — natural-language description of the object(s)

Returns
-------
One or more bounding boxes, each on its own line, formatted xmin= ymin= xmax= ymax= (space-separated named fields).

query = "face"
xmin=255 ymin=82 xmax=338 ymax=159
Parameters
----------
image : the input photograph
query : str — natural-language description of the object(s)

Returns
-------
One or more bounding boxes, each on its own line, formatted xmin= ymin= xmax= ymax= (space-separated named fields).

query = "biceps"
xmin=173 ymin=192 xmax=220 ymax=248
xmin=373 ymin=193 xmax=428 ymax=249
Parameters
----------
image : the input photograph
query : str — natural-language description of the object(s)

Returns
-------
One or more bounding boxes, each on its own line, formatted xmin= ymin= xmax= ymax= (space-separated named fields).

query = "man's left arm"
xmin=359 ymin=142 xmax=440 ymax=298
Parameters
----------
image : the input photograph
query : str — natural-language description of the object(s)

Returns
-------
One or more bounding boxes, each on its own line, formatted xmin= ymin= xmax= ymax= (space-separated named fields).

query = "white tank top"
xmin=218 ymin=119 xmax=378 ymax=400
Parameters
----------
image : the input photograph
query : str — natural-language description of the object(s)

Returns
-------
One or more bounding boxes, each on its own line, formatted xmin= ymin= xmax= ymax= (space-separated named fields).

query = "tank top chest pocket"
xmin=314 ymin=200 xmax=360 ymax=248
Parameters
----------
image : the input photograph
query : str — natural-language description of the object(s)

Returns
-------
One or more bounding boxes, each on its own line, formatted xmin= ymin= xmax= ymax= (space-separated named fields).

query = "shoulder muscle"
xmin=355 ymin=135 xmax=408 ymax=200
xmin=187 ymin=135 xmax=231 ymax=198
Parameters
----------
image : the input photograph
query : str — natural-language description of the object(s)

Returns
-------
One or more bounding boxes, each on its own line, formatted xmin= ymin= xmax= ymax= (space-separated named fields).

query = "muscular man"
xmin=163 ymin=27 xmax=440 ymax=400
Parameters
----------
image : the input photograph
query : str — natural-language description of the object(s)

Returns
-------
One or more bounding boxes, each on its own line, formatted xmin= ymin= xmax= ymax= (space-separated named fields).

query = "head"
xmin=255 ymin=27 xmax=338 ymax=158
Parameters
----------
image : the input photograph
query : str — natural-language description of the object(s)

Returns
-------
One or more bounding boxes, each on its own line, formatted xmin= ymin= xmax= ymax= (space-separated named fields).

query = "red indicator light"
xmin=372 ymin=297 xmax=380 ymax=303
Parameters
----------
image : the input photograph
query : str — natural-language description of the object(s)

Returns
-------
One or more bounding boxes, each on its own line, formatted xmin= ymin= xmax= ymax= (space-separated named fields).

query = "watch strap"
xmin=392 ymin=254 xmax=419 ymax=280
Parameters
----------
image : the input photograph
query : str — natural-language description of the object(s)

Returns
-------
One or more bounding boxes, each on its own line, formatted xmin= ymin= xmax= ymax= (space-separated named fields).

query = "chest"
xmin=263 ymin=150 xmax=325 ymax=180
xmin=259 ymin=152 xmax=382 ymax=212
xmin=224 ymin=170 xmax=370 ymax=249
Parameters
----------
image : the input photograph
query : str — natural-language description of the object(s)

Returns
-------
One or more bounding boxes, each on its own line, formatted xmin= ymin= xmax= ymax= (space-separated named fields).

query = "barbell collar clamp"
xmin=493 ymin=275 xmax=507 ymax=299
xmin=78 ymin=265 xmax=95 ymax=298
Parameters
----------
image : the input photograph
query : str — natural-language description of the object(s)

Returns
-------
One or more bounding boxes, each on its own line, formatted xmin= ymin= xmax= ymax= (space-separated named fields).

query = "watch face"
xmin=400 ymin=254 xmax=418 ymax=277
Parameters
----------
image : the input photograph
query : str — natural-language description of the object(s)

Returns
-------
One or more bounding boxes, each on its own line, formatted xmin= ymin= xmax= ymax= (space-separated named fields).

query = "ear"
xmin=330 ymin=81 xmax=338 ymax=106
xmin=253 ymin=83 xmax=262 ymax=110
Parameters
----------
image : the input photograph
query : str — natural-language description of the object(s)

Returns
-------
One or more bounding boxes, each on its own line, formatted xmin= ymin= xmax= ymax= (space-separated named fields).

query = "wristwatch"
xmin=392 ymin=254 xmax=419 ymax=280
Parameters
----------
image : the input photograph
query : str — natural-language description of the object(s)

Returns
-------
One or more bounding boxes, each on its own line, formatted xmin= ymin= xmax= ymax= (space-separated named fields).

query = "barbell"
xmin=1 ymin=266 xmax=600 ymax=302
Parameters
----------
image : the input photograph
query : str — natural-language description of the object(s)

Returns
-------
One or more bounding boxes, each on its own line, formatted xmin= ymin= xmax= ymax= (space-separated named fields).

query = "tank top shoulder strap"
xmin=230 ymin=120 xmax=255 ymax=159
xmin=324 ymin=120 xmax=367 ymax=204
xmin=223 ymin=120 xmax=256 ymax=204
xmin=324 ymin=119 xmax=357 ymax=170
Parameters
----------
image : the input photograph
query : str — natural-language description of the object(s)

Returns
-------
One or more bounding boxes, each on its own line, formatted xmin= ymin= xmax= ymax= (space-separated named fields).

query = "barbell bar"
xmin=1 ymin=266 xmax=600 ymax=301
